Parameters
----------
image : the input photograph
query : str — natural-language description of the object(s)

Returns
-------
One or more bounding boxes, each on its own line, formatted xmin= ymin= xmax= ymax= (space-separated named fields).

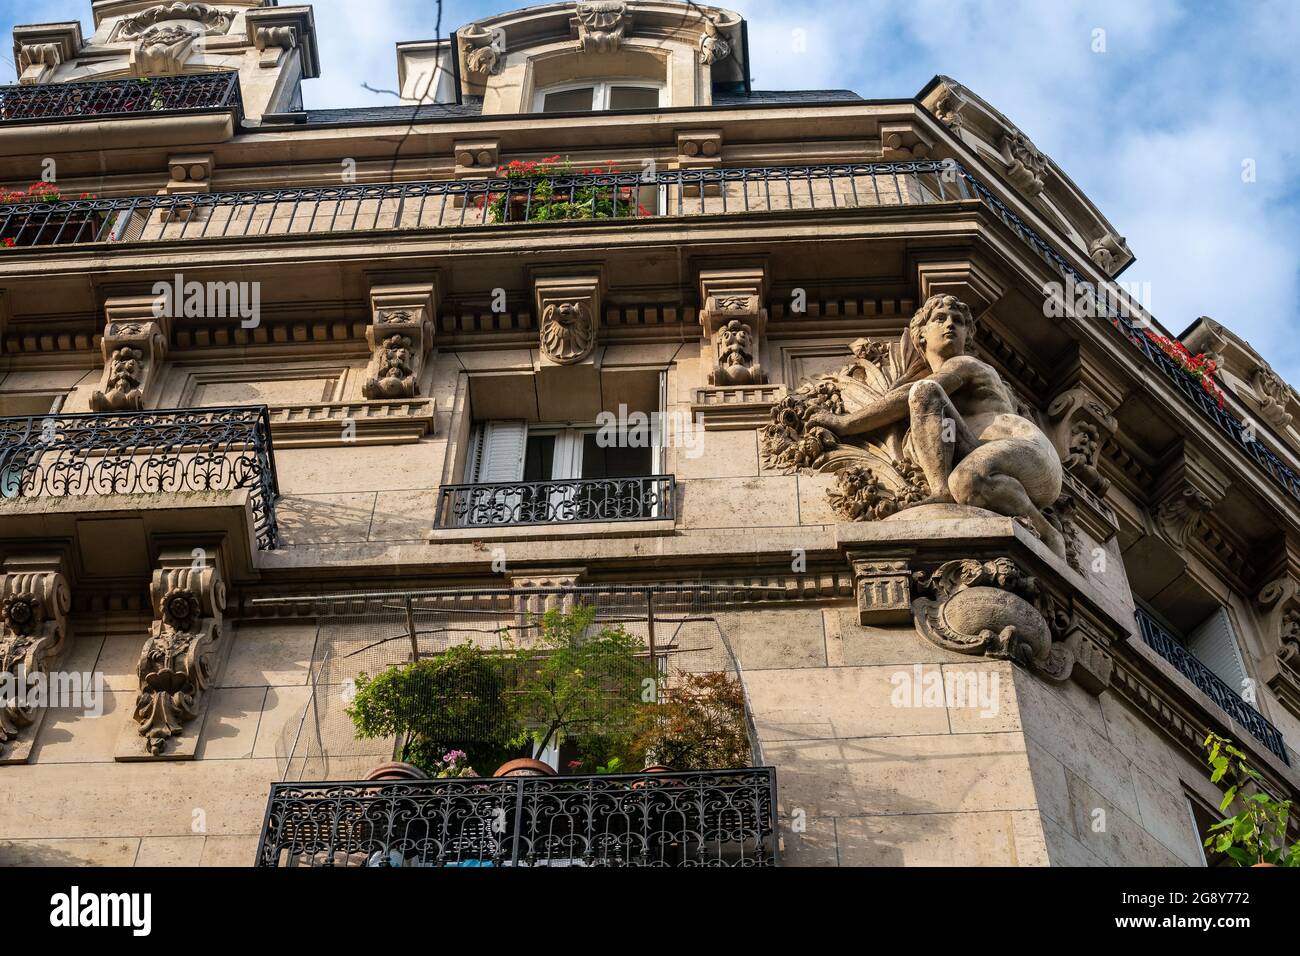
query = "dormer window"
xmin=535 ymin=80 xmax=663 ymax=113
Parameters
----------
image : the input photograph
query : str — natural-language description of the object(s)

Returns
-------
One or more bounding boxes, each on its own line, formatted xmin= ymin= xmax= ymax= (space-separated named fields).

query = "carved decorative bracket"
xmin=13 ymin=23 xmax=83 ymax=85
xmin=1046 ymin=383 xmax=1118 ymax=497
xmin=1151 ymin=448 xmax=1230 ymax=552
xmin=363 ymin=283 xmax=438 ymax=400
xmin=121 ymin=548 xmax=226 ymax=760
xmin=574 ymin=2 xmax=629 ymax=53
xmin=1089 ymin=233 xmax=1131 ymax=276
xmin=998 ymin=129 xmax=1048 ymax=198
xmin=848 ymin=554 xmax=912 ymax=625
xmin=879 ymin=121 xmax=934 ymax=161
xmin=90 ymin=298 xmax=171 ymax=412
xmin=534 ymin=274 xmax=602 ymax=367
xmin=0 ymin=554 xmax=71 ymax=765
xmin=1257 ymin=572 xmax=1300 ymax=721
xmin=698 ymin=267 xmax=767 ymax=387
xmin=244 ymin=6 xmax=321 ymax=78
xmin=459 ymin=22 xmax=506 ymax=76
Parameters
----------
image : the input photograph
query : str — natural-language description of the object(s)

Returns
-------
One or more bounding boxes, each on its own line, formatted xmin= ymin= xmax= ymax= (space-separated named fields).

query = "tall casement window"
xmin=534 ymin=81 xmax=663 ymax=113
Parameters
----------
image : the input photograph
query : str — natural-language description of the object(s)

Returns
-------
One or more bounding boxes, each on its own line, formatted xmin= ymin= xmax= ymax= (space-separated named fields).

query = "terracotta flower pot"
xmin=632 ymin=764 xmax=679 ymax=788
xmin=493 ymin=757 xmax=557 ymax=777
xmin=363 ymin=761 xmax=427 ymax=781
xmin=1251 ymin=862 xmax=1277 ymax=867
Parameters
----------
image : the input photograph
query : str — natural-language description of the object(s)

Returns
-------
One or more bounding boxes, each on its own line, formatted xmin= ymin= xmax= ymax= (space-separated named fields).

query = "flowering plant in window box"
xmin=1117 ymin=319 xmax=1225 ymax=410
xmin=477 ymin=155 xmax=650 ymax=223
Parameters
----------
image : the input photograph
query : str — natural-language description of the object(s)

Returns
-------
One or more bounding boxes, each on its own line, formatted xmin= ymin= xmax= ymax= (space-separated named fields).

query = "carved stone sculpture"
xmin=130 ymin=25 xmax=200 ymax=75
xmin=761 ymin=294 xmax=1069 ymax=557
xmin=911 ymin=558 xmax=1073 ymax=679
xmin=1089 ymin=233 xmax=1130 ymax=274
xmin=1251 ymin=364 xmax=1294 ymax=428
xmin=699 ymin=267 xmax=768 ymax=386
xmin=90 ymin=310 xmax=169 ymax=412
xmin=712 ymin=319 xmax=764 ymax=386
xmin=460 ymin=23 xmax=505 ymax=75
xmin=540 ymin=301 xmax=595 ymax=364
xmin=576 ymin=1 xmax=628 ymax=53
xmin=363 ymin=284 xmax=437 ymax=400
xmin=131 ymin=553 xmax=225 ymax=757
xmin=998 ymin=130 xmax=1048 ymax=197
xmin=698 ymin=13 xmax=732 ymax=64
xmin=0 ymin=556 xmax=71 ymax=761
xmin=115 ymin=2 xmax=235 ymax=40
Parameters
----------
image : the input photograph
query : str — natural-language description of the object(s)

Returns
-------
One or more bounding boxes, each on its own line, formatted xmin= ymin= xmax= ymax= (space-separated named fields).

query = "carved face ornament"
xmin=540 ymin=301 xmax=593 ymax=364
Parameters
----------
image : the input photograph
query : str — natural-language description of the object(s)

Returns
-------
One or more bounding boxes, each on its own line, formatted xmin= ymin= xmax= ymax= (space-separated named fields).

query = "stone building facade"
xmin=1 ymin=0 xmax=1297 ymax=867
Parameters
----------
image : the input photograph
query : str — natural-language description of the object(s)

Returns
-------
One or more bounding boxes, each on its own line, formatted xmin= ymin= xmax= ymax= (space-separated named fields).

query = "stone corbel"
xmin=13 ymin=23 xmax=82 ymax=85
xmin=998 ymin=129 xmax=1048 ymax=198
xmin=698 ymin=10 xmax=737 ymax=65
xmin=0 ymin=554 xmax=71 ymax=765
xmin=509 ymin=568 xmax=588 ymax=618
xmin=1089 ymin=233 xmax=1132 ymax=276
xmin=698 ymin=267 xmax=768 ymax=387
xmin=574 ymin=1 xmax=629 ymax=53
xmin=90 ymin=298 xmax=172 ymax=412
xmin=879 ymin=121 xmax=934 ymax=161
xmin=119 ymin=548 xmax=226 ymax=760
xmin=363 ymin=283 xmax=438 ymax=400
xmin=1256 ymin=564 xmax=1300 ymax=721
xmin=848 ymin=554 xmax=912 ymax=625
xmin=1046 ymin=383 xmax=1118 ymax=497
xmin=452 ymin=139 xmax=500 ymax=208
xmin=914 ymin=259 xmax=1005 ymax=321
xmin=1151 ymin=448 xmax=1230 ymax=552
xmin=244 ymin=6 xmax=321 ymax=78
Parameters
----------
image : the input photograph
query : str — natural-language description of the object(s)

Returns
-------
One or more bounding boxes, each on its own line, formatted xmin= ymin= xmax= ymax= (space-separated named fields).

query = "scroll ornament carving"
xmin=0 ymin=570 xmax=71 ymax=755
xmin=1155 ymin=486 xmax=1214 ymax=550
xmin=912 ymin=558 xmax=1073 ymax=679
xmin=698 ymin=15 xmax=731 ymax=65
xmin=760 ymin=295 xmax=1074 ymax=559
xmin=932 ymin=91 xmax=961 ymax=129
xmin=540 ymin=300 xmax=595 ymax=364
xmin=711 ymin=319 xmax=765 ymax=386
xmin=91 ymin=318 xmax=166 ymax=412
xmin=133 ymin=563 xmax=225 ymax=756
xmin=1088 ymin=233 xmax=1130 ymax=274
xmin=576 ymin=1 xmax=628 ymax=53
xmin=998 ymin=130 xmax=1048 ymax=197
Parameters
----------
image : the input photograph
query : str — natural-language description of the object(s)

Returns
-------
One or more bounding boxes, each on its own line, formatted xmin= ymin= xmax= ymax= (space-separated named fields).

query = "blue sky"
xmin=4 ymin=0 xmax=1299 ymax=380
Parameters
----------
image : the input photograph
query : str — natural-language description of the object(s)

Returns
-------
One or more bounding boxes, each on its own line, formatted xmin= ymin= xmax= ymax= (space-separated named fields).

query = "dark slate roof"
xmin=266 ymin=90 xmax=865 ymax=128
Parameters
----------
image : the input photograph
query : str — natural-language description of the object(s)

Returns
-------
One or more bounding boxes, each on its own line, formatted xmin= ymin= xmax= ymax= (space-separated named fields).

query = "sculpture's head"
xmin=910 ymin=294 xmax=975 ymax=363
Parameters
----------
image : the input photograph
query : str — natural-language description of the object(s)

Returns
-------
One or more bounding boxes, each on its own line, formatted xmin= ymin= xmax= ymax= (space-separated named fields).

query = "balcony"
xmin=255 ymin=767 xmax=779 ymax=867
xmin=0 ymin=72 xmax=243 ymax=125
xmin=0 ymin=406 xmax=280 ymax=550
xmin=434 ymin=475 xmax=675 ymax=528
xmin=1134 ymin=608 xmax=1288 ymax=764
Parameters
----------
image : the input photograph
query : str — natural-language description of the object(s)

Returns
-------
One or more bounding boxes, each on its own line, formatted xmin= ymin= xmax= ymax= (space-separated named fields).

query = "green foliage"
xmin=482 ymin=155 xmax=646 ymax=223
xmin=346 ymin=643 xmax=519 ymax=777
xmin=1202 ymin=733 xmax=1300 ymax=866
xmin=631 ymin=671 xmax=751 ymax=771
xmin=509 ymin=603 xmax=648 ymax=758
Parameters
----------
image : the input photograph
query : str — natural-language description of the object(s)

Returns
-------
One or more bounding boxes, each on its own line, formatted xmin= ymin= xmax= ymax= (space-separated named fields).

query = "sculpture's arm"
xmin=809 ymin=385 xmax=912 ymax=436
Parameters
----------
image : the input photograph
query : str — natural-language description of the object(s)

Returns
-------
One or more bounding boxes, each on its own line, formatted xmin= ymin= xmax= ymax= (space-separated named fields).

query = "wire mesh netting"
xmin=261 ymin=585 xmax=781 ymax=783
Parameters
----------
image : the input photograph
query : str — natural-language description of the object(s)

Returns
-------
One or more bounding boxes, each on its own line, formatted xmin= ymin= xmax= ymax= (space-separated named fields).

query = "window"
xmin=535 ymin=81 xmax=663 ymax=113
xmin=1186 ymin=608 xmax=1249 ymax=695
xmin=468 ymin=424 xmax=655 ymax=484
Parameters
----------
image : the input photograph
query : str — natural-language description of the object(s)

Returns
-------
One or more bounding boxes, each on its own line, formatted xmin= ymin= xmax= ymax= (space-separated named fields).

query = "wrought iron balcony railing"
xmin=1134 ymin=609 xmax=1288 ymax=764
xmin=0 ymin=71 xmax=243 ymax=125
xmin=0 ymin=160 xmax=959 ymax=248
xmin=0 ymin=406 xmax=280 ymax=550
xmin=255 ymin=767 xmax=779 ymax=867
xmin=434 ymin=475 xmax=675 ymax=528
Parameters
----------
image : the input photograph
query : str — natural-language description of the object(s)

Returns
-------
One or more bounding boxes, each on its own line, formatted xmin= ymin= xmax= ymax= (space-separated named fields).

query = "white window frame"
xmin=533 ymin=80 xmax=665 ymax=113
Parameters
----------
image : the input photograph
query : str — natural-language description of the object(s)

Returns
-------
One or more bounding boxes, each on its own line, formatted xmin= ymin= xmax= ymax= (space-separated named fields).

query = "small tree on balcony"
xmin=347 ymin=643 xmax=519 ymax=777
xmin=1202 ymin=733 xmax=1299 ymax=866
xmin=509 ymin=603 xmax=647 ymax=762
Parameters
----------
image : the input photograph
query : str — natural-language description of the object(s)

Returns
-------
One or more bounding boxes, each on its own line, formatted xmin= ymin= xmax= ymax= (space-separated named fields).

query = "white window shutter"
xmin=474 ymin=421 xmax=527 ymax=483
xmin=1187 ymin=608 xmax=1248 ymax=694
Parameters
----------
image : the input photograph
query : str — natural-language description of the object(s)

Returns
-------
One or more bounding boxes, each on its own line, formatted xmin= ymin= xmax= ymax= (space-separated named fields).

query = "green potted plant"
xmin=500 ymin=603 xmax=647 ymax=776
xmin=631 ymin=670 xmax=752 ymax=773
xmin=479 ymin=156 xmax=648 ymax=224
xmin=347 ymin=642 xmax=520 ymax=779
xmin=1202 ymin=733 xmax=1299 ymax=866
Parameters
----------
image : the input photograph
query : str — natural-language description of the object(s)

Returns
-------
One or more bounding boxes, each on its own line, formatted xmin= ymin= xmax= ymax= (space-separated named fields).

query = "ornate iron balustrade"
xmin=0 ymin=71 xmax=242 ymax=125
xmin=1134 ymin=609 xmax=1289 ymax=764
xmin=0 ymin=160 xmax=962 ymax=248
xmin=255 ymin=768 xmax=779 ymax=867
xmin=0 ymin=406 xmax=280 ymax=550
xmin=435 ymin=475 xmax=675 ymax=527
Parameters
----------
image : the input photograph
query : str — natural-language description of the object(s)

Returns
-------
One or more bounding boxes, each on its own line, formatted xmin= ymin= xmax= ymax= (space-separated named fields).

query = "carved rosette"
xmin=911 ymin=558 xmax=1073 ymax=680
xmin=363 ymin=285 xmax=437 ymax=400
xmin=0 ymin=558 xmax=71 ymax=758
xmin=575 ymin=1 xmax=629 ymax=53
xmin=91 ymin=301 xmax=170 ymax=412
xmin=132 ymin=556 xmax=226 ymax=757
